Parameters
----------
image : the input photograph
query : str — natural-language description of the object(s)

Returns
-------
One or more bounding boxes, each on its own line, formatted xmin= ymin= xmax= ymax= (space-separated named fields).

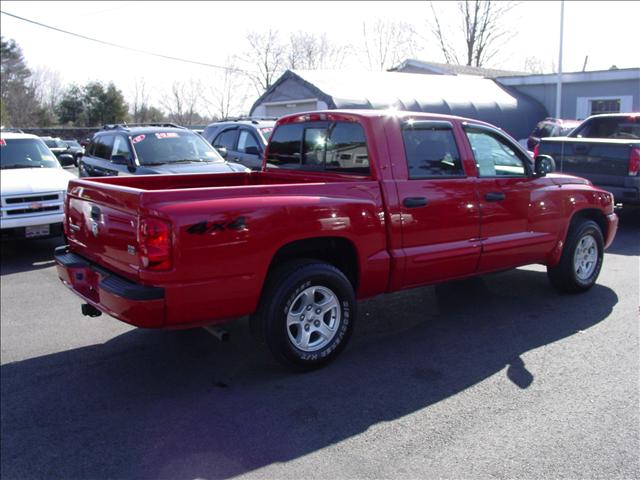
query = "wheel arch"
xmin=567 ymin=208 xmax=608 ymax=241
xmin=266 ymin=236 xmax=360 ymax=291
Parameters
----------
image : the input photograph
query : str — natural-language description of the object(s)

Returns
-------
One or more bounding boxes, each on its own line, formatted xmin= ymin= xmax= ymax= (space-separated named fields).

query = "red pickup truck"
xmin=55 ymin=110 xmax=618 ymax=369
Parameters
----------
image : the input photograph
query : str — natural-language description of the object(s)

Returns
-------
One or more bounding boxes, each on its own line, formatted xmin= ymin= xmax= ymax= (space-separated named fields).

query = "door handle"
xmin=90 ymin=206 xmax=101 ymax=220
xmin=485 ymin=192 xmax=506 ymax=202
xmin=403 ymin=197 xmax=428 ymax=208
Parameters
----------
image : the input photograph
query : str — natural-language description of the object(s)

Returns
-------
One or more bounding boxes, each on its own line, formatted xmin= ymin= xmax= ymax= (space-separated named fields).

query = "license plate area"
xmin=25 ymin=224 xmax=50 ymax=238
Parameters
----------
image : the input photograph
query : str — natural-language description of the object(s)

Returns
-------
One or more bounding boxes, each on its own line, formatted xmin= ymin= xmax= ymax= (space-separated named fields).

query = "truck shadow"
xmin=0 ymin=269 xmax=618 ymax=479
xmin=0 ymin=237 xmax=63 ymax=276
xmin=606 ymin=206 xmax=640 ymax=256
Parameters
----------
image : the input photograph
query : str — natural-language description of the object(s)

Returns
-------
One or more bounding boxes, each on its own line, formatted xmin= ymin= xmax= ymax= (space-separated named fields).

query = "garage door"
xmin=264 ymin=101 xmax=319 ymax=117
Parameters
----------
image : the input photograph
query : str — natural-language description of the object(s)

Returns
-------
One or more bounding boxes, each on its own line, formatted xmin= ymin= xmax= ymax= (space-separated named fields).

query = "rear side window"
xmin=237 ymin=130 xmax=261 ymax=153
xmin=402 ymin=122 xmax=464 ymax=178
xmin=267 ymin=123 xmax=304 ymax=166
xmin=213 ymin=129 xmax=238 ymax=150
xmin=111 ymin=136 xmax=132 ymax=161
xmin=267 ymin=121 xmax=369 ymax=174
xmin=93 ymin=135 xmax=114 ymax=160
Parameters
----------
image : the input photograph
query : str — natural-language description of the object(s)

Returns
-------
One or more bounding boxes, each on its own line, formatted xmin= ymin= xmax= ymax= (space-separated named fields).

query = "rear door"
xmin=235 ymin=128 xmax=263 ymax=169
xmin=395 ymin=120 xmax=481 ymax=288
xmin=212 ymin=128 xmax=239 ymax=160
xmin=81 ymin=134 xmax=115 ymax=177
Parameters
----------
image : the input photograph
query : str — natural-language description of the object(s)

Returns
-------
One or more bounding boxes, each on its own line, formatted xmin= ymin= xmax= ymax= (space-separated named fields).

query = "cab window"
xmin=402 ymin=122 xmax=464 ymax=178
xmin=464 ymin=127 xmax=528 ymax=177
xmin=267 ymin=121 xmax=369 ymax=174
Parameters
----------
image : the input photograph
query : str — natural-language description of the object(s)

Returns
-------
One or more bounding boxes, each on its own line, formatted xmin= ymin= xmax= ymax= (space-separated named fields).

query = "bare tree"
xmin=286 ymin=32 xmax=349 ymax=70
xmin=204 ymin=57 xmax=250 ymax=120
xmin=429 ymin=0 xmax=519 ymax=67
xmin=241 ymin=29 xmax=285 ymax=94
xmin=130 ymin=77 xmax=150 ymax=123
xmin=361 ymin=19 xmax=419 ymax=71
xmin=160 ymin=80 xmax=202 ymax=126
xmin=30 ymin=66 xmax=64 ymax=114
xmin=523 ymin=56 xmax=547 ymax=74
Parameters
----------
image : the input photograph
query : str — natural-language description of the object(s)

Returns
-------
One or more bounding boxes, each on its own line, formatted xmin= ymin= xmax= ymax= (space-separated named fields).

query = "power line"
xmin=0 ymin=10 xmax=254 ymax=74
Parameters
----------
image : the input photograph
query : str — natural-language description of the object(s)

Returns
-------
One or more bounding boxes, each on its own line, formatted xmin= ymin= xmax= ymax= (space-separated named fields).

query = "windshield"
xmin=64 ymin=140 xmax=81 ymax=148
xmin=131 ymin=131 xmax=225 ymax=165
xmin=0 ymin=138 xmax=61 ymax=169
xmin=44 ymin=139 xmax=67 ymax=148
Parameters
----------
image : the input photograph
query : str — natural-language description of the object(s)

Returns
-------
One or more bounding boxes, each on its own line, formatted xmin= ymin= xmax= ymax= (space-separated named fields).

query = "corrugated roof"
xmin=390 ymin=59 xmax=528 ymax=78
xmin=251 ymin=70 xmax=547 ymax=139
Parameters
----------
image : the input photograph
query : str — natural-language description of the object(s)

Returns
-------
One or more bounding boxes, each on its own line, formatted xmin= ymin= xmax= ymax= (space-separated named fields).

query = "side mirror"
xmin=215 ymin=146 xmax=228 ymax=159
xmin=534 ymin=155 xmax=556 ymax=177
xmin=111 ymin=154 xmax=131 ymax=165
xmin=245 ymin=145 xmax=260 ymax=156
xmin=58 ymin=153 xmax=75 ymax=166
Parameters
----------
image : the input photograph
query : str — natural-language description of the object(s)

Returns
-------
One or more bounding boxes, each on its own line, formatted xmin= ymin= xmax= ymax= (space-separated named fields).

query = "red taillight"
xmin=138 ymin=217 xmax=172 ymax=271
xmin=629 ymin=147 xmax=640 ymax=176
xmin=533 ymin=143 xmax=540 ymax=158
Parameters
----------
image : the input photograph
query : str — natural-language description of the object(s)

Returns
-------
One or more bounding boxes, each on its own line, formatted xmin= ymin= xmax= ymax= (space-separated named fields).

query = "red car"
xmin=55 ymin=110 xmax=618 ymax=369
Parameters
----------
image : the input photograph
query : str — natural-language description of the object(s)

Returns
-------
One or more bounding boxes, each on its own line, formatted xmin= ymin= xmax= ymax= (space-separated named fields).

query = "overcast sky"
xmin=1 ymin=1 xmax=638 ymax=114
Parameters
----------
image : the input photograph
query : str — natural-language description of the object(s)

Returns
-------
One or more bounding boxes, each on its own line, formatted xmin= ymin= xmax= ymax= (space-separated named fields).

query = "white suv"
xmin=0 ymin=132 xmax=76 ymax=240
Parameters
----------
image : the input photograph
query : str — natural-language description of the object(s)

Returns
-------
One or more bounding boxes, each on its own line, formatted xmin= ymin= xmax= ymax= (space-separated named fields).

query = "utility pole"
xmin=555 ymin=0 xmax=565 ymax=118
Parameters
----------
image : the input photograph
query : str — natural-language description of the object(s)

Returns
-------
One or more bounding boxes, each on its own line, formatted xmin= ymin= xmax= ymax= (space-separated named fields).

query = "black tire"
xmin=251 ymin=259 xmax=356 ymax=371
xmin=547 ymin=219 xmax=604 ymax=293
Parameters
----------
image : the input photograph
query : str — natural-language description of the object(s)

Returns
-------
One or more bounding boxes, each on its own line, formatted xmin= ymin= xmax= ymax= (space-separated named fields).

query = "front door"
xmin=396 ymin=120 xmax=481 ymax=288
xmin=463 ymin=124 xmax=557 ymax=272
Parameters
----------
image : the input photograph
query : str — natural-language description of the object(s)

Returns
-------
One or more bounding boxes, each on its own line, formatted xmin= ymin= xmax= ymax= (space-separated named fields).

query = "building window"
xmin=590 ymin=99 xmax=621 ymax=115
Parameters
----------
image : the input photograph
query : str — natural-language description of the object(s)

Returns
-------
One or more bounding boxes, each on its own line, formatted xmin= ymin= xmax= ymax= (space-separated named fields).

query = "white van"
xmin=1 ymin=132 xmax=76 ymax=240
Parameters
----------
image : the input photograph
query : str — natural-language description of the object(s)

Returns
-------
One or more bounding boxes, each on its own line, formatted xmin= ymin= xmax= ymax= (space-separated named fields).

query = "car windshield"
xmin=131 ymin=131 xmax=225 ymax=165
xmin=0 ymin=138 xmax=61 ymax=169
xmin=44 ymin=139 xmax=67 ymax=148
xmin=65 ymin=140 xmax=81 ymax=147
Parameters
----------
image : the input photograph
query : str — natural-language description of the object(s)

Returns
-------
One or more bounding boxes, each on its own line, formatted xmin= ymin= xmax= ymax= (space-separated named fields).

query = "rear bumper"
xmin=54 ymin=246 xmax=166 ymax=328
xmin=601 ymin=185 xmax=640 ymax=205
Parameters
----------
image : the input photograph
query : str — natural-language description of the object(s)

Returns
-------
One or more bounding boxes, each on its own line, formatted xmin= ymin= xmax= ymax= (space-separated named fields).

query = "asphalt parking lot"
xmin=1 ymin=207 xmax=638 ymax=479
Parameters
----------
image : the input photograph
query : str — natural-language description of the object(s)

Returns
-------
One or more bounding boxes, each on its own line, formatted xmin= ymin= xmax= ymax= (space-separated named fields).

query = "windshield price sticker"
xmin=132 ymin=134 xmax=146 ymax=144
xmin=155 ymin=132 xmax=179 ymax=139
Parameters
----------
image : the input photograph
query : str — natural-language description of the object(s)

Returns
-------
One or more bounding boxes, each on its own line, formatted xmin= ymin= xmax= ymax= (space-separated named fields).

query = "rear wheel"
xmin=547 ymin=220 xmax=604 ymax=293
xmin=252 ymin=260 xmax=356 ymax=370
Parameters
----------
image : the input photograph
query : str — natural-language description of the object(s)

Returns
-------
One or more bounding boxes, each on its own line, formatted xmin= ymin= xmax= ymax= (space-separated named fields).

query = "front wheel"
xmin=547 ymin=220 xmax=604 ymax=293
xmin=252 ymin=260 xmax=356 ymax=370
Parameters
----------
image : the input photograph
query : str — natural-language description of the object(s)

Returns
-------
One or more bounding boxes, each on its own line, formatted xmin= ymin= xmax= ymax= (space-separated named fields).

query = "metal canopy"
xmin=251 ymin=70 xmax=548 ymax=140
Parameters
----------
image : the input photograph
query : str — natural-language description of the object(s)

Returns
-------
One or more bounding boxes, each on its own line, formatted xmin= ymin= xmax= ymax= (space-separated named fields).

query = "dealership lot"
xmin=1 ymin=208 xmax=638 ymax=479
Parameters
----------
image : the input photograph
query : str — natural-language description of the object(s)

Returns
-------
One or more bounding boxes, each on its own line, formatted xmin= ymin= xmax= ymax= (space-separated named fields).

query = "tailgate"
xmin=553 ymin=138 xmax=634 ymax=186
xmin=66 ymin=180 xmax=142 ymax=281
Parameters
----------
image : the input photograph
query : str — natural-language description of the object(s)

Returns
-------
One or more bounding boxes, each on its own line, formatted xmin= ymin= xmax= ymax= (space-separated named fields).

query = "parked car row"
xmin=40 ymin=136 xmax=84 ymax=166
xmin=2 ymin=111 xmax=637 ymax=243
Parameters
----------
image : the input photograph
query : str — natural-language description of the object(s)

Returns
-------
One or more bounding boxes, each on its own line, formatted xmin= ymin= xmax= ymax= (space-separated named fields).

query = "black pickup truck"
xmin=537 ymin=113 xmax=640 ymax=205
